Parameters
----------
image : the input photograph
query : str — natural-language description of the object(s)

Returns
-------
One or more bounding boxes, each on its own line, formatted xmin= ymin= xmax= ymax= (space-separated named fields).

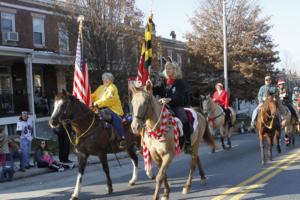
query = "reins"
xmin=205 ymin=99 xmax=224 ymax=126
xmin=260 ymin=110 xmax=275 ymax=130
xmin=62 ymin=113 xmax=96 ymax=146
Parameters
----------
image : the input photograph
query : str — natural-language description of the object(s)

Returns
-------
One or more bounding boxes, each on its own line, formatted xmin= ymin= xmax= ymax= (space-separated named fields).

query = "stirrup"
xmin=118 ymin=139 xmax=127 ymax=149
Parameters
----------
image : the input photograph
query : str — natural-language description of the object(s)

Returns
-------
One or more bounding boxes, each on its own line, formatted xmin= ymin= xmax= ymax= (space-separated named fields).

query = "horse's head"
xmin=129 ymin=81 xmax=153 ymax=135
xmin=202 ymin=95 xmax=212 ymax=115
xmin=49 ymin=93 xmax=76 ymax=128
xmin=261 ymin=93 xmax=277 ymax=123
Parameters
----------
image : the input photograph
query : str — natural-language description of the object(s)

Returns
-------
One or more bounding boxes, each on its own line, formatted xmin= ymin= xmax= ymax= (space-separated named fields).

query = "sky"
xmin=135 ymin=0 xmax=300 ymax=72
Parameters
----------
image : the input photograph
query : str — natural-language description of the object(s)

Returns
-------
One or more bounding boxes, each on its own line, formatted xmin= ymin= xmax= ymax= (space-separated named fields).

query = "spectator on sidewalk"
xmin=0 ymin=126 xmax=14 ymax=182
xmin=53 ymin=125 xmax=72 ymax=163
xmin=8 ymin=138 xmax=25 ymax=172
xmin=16 ymin=111 xmax=34 ymax=169
xmin=34 ymin=140 xmax=74 ymax=172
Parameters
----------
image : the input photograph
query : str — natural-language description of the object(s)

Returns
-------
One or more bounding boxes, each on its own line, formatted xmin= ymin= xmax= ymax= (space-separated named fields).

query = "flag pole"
xmin=77 ymin=15 xmax=84 ymax=59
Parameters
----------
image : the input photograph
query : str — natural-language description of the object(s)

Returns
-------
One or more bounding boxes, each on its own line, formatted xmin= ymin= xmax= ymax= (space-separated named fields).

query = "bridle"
xmin=133 ymin=94 xmax=152 ymax=123
xmin=133 ymin=93 xmax=165 ymax=131
xmin=57 ymin=98 xmax=96 ymax=146
xmin=260 ymin=101 xmax=276 ymax=130
xmin=204 ymin=98 xmax=224 ymax=123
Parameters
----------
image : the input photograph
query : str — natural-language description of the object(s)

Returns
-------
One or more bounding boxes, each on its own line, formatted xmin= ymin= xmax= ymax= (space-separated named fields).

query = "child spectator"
xmin=34 ymin=140 xmax=74 ymax=172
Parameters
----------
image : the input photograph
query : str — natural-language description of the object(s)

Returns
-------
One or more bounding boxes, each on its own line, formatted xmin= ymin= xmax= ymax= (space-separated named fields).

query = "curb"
xmin=11 ymin=153 xmax=129 ymax=181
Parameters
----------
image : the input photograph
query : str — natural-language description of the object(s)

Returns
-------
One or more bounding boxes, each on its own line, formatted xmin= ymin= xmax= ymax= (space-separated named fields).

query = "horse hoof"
xmin=106 ymin=187 xmax=113 ymax=194
xmin=161 ymin=195 xmax=169 ymax=200
xmin=70 ymin=196 xmax=78 ymax=200
xmin=261 ymin=161 xmax=266 ymax=165
xmin=277 ymin=147 xmax=281 ymax=154
xmin=200 ymin=178 xmax=207 ymax=185
xmin=182 ymin=187 xmax=189 ymax=194
xmin=211 ymin=148 xmax=216 ymax=154
xmin=128 ymin=181 xmax=136 ymax=186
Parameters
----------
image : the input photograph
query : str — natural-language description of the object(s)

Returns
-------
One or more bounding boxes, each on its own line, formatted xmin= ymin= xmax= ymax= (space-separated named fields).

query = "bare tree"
xmin=185 ymin=0 xmax=279 ymax=100
xmin=55 ymin=0 xmax=143 ymax=94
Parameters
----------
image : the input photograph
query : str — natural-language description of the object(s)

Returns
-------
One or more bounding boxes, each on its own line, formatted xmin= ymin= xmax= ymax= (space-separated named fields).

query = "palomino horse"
xmin=130 ymin=84 xmax=216 ymax=200
xmin=256 ymin=94 xmax=281 ymax=165
xmin=202 ymin=95 xmax=236 ymax=150
xmin=49 ymin=94 xmax=139 ymax=200
xmin=278 ymin=103 xmax=297 ymax=146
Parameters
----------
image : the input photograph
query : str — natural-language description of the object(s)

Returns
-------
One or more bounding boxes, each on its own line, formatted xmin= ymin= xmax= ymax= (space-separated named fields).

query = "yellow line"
xmin=230 ymin=154 xmax=300 ymax=200
xmin=212 ymin=149 xmax=300 ymax=200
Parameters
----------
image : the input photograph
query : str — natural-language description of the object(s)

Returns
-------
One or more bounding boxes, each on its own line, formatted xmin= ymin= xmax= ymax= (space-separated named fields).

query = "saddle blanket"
xmin=174 ymin=108 xmax=198 ymax=136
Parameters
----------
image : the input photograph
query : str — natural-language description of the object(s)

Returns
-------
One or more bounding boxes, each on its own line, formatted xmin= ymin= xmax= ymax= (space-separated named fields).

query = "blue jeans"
xmin=20 ymin=138 xmax=32 ymax=167
xmin=251 ymin=103 xmax=263 ymax=126
xmin=107 ymin=110 xmax=125 ymax=139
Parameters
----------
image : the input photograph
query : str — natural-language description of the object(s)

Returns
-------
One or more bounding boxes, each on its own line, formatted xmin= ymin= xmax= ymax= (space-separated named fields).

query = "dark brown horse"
xmin=256 ymin=94 xmax=281 ymax=165
xmin=49 ymin=93 xmax=139 ymax=200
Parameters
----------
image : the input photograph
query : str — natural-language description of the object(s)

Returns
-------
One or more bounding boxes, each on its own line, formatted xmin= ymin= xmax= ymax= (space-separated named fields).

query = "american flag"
xmin=137 ymin=14 xmax=154 ymax=86
xmin=72 ymin=31 xmax=91 ymax=107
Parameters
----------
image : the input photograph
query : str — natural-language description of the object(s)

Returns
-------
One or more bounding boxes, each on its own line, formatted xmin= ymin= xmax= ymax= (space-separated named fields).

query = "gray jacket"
xmin=257 ymin=85 xmax=277 ymax=103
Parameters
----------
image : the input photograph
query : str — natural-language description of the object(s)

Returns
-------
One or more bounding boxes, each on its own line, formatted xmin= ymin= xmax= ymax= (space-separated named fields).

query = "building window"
xmin=177 ymin=53 xmax=182 ymax=66
xmin=0 ymin=66 xmax=14 ymax=115
xmin=58 ymin=24 xmax=69 ymax=54
xmin=1 ymin=12 xmax=15 ymax=32
xmin=33 ymin=17 xmax=45 ymax=46
xmin=167 ymin=49 xmax=173 ymax=59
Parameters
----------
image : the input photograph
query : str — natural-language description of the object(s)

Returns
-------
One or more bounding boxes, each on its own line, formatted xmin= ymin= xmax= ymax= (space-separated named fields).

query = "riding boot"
xmin=183 ymin=122 xmax=192 ymax=154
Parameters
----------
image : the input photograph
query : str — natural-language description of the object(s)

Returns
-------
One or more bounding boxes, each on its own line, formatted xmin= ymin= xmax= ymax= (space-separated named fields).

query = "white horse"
xmin=130 ymin=85 xmax=216 ymax=200
xmin=202 ymin=95 xmax=236 ymax=150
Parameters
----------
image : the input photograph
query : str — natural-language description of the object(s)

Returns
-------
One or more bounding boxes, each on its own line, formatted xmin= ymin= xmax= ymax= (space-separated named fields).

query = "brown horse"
xmin=256 ymin=94 xmax=281 ymax=165
xmin=130 ymin=84 xmax=216 ymax=200
xmin=49 ymin=93 xmax=139 ymax=200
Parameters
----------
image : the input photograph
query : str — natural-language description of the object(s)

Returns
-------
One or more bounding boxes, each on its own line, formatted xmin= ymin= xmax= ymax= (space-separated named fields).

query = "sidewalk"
xmin=12 ymin=152 xmax=128 ymax=180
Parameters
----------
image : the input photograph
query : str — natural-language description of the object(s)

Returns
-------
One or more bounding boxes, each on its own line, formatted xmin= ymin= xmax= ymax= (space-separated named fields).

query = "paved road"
xmin=1 ymin=133 xmax=300 ymax=200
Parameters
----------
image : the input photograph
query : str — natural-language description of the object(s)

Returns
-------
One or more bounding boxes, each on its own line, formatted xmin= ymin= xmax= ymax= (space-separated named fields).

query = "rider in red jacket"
xmin=212 ymin=83 xmax=231 ymax=126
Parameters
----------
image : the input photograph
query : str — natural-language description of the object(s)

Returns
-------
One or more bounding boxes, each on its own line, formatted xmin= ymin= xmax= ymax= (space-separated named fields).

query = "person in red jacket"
xmin=212 ymin=83 xmax=231 ymax=126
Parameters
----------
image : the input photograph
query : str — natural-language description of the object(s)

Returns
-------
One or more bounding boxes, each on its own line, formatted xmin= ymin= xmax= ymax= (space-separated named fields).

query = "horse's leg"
xmin=71 ymin=153 xmax=88 ymax=200
xmin=162 ymin=175 xmax=170 ymax=200
xmin=153 ymin=154 xmax=172 ymax=200
xmin=99 ymin=153 xmax=113 ymax=194
xmin=275 ymin=129 xmax=281 ymax=154
xmin=197 ymin=155 xmax=207 ymax=185
xmin=126 ymin=146 xmax=139 ymax=186
xmin=228 ymin=123 xmax=233 ymax=149
xmin=220 ymin=127 xmax=226 ymax=150
xmin=259 ymin=133 xmax=265 ymax=165
xmin=266 ymin=135 xmax=273 ymax=161
xmin=182 ymin=154 xmax=197 ymax=194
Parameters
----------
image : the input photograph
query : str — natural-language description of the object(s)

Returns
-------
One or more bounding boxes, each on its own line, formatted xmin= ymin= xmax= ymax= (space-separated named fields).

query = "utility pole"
xmin=223 ymin=0 xmax=228 ymax=91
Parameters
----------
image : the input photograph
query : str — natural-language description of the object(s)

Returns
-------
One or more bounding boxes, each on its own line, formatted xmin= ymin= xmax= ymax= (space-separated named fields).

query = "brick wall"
xmin=0 ymin=0 xmax=59 ymax=52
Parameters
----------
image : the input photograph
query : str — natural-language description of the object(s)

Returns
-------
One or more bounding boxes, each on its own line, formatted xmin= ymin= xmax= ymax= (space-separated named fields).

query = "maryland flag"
xmin=137 ymin=14 xmax=154 ymax=86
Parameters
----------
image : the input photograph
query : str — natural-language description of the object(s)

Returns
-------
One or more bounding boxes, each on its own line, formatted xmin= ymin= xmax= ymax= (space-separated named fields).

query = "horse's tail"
xmin=203 ymin=121 xmax=216 ymax=149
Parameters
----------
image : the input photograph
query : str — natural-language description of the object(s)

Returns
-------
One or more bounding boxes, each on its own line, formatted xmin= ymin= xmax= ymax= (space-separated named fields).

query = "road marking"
xmin=230 ymin=154 xmax=300 ymax=200
xmin=212 ymin=149 xmax=300 ymax=200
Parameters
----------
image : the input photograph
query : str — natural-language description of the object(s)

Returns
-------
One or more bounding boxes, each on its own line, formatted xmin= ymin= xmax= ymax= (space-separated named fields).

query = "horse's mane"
xmin=56 ymin=93 xmax=93 ymax=114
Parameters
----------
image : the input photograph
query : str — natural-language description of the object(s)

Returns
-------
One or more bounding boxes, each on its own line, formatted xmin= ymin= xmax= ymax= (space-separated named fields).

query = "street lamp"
xmin=223 ymin=0 xmax=228 ymax=91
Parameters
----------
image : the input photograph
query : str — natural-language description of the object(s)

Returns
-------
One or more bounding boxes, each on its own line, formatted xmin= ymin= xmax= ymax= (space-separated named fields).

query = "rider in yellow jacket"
xmin=91 ymin=72 xmax=127 ymax=149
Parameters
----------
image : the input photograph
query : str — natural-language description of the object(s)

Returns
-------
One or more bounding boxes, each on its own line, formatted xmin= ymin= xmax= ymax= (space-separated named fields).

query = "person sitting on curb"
xmin=34 ymin=140 xmax=74 ymax=172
